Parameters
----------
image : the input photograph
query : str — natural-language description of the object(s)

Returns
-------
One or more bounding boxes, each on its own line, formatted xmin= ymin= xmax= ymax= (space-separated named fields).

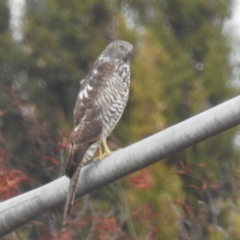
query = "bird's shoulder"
xmin=86 ymin=59 xmax=116 ymax=84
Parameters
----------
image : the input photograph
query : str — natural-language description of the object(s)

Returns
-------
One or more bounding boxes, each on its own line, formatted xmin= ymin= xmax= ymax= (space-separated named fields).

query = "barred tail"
xmin=63 ymin=142 xmax=99 ymax=225
xmin=63 ymin=161 xmax=83 ymax=225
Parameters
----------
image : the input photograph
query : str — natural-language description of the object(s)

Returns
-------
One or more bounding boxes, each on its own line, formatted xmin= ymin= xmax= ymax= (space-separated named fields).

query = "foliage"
xmin=1 ymin=0 xmax=240 ymax=239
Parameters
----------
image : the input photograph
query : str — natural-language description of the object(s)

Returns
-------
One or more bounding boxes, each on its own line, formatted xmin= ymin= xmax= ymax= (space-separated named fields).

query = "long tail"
xmin=63 ymin=161 xmax=84 ymax=225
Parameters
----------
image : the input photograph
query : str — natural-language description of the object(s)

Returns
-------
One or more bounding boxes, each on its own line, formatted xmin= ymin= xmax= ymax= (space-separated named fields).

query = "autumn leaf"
xmin=129 ymin=169 xmax=154 ymax=190
xmin=0 ymin=166 xmax=31 ymax=200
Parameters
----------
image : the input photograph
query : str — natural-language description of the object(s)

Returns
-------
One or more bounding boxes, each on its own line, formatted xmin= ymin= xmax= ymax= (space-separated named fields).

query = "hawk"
xmin=63 ymin=40 xmax=133 ymax=224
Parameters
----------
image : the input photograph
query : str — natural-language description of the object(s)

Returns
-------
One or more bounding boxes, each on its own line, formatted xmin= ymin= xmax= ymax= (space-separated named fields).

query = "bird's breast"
xmin=96 ymin=66 xmax=130 ymax=138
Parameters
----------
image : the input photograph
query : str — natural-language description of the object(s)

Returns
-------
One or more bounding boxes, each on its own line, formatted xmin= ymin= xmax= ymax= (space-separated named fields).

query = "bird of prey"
xmin=63 ymin=40 xmax=133 ymax=224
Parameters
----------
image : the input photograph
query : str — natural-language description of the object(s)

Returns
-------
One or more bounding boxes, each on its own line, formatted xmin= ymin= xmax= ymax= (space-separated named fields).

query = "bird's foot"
xmin=93 ymin=139 xmax=121 ymax=162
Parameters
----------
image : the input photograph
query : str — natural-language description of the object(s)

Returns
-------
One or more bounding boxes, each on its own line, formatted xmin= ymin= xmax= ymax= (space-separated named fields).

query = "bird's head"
xmin=103 ymin=40 xmax=133 ymax=63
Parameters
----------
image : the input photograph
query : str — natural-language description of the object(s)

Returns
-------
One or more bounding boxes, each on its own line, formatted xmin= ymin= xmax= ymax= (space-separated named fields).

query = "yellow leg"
xmin=94 ymin=138 xmax=118 ymax=161
xmin=98 ymin=144 xmax=103 ymax=157
xmin=94 ymin=138 xmax=122 ymax=162
xmin=96 ymin=138 xmax=112 ymax=161
xmin=102 ymin=139 xmax=112 ymax=156
xmin=93 ymin=144 xmax=103 ymax=162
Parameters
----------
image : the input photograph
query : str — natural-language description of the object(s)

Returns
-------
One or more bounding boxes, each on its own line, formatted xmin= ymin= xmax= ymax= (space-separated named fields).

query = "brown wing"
xmin=63 ymin=62 xmax=112 ymax=224
xmin=65 ymin=60 xmax=115 ymax=178
xmin=65 ymin=120 xmax=102 ymax=178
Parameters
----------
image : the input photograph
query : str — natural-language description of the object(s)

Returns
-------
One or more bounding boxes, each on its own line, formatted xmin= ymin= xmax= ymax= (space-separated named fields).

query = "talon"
xmin=93 ymin=139 xmax=120 ymax=161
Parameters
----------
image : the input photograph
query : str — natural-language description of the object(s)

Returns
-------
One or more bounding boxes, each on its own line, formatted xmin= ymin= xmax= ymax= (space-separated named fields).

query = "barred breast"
xmin=95 ymin=60 xmax=130 ymax=139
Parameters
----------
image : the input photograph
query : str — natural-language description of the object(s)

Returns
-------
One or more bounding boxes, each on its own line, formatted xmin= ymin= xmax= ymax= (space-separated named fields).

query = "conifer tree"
xmin=1 ymin=0 xmax=239 ymax=238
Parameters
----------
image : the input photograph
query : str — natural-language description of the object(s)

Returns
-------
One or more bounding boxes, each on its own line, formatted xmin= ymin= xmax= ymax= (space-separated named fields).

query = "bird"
xmin=63 ymin=40 xmax=133 ymax=224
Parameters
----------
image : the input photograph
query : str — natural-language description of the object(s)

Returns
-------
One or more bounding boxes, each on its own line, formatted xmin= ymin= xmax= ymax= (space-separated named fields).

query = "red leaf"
xmin=129 ymin=169 xmax=154 ymax=189
xmin=0 ymin=166 xmax=32 ymax=200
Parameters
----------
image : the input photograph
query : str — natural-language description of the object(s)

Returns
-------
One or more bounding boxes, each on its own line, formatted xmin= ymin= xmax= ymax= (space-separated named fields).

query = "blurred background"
xmin=1 ymin=0 xmax=240 ymax=239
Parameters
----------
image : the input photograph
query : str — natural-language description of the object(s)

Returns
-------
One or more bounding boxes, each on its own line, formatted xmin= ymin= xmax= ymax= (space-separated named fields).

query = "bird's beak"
xmin=127 ymin=48 xmax=133 ymax=59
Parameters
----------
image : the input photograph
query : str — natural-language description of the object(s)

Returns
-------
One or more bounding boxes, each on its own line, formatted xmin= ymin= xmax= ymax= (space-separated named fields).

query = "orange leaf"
xmin=0 ymin=166 xmax=31 ymax=200
xmin=129 ymin=169 xmax=154 ymax=189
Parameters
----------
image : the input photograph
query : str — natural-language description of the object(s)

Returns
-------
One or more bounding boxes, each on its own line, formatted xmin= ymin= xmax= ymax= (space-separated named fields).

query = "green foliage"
xmin=0 ymin=1 xmax=9 ymax=33
xmin=0 ymin=0 xmax=240 ymax=239
xmin=126 ymin=162 xmax=184 ymax=239
xmin=23 ymin=0 xmax=113 ymax=117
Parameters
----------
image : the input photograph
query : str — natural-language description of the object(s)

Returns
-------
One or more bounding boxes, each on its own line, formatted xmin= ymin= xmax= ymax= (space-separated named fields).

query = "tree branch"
xmin=0 ymin=96 xmax=240 ymax=236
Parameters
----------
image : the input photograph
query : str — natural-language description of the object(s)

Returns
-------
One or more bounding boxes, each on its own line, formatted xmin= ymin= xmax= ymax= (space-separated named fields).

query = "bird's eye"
xmin=118 ymin=45 xmax=123 ymax=51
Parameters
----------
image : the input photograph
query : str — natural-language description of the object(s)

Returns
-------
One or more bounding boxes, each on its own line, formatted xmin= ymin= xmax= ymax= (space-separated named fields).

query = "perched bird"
xmin=63 ymin=40 xmax=133 ymax=224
